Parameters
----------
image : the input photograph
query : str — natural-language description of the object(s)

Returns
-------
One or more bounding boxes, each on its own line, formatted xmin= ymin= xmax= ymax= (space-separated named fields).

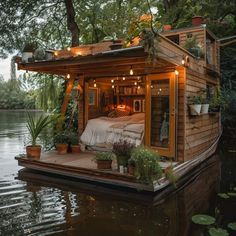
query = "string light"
xmin=112 ymin=84 xmax=114 ymax=89
xmin=130 ymin=66 xmax=133 ymax=75
xmin=175 ymin=70 xmax=179 ymax=76
xmin=54 ymin=51 xmax=58 ymax=56
xmin=122 ymin=76 xmax=126 ymax=81
xmin=137 ymin=85 xmax=140 ymax=89
xmin=66 ymin=74 xmax=70 ymax=79
xmin=134 ymin=81 xmax=137 ymax=86
xmin=94 ymin=79 xmax=97 ymax=87
xmin=111 ymin=79 xmax=114 ymax=83
xmin=67 ymin=47 xmax=71 ymax=51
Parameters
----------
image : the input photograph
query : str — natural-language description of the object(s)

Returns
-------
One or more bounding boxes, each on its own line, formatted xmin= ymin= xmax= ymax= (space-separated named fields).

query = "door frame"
xmin=145 ymin=72 xmax=176 ymax=158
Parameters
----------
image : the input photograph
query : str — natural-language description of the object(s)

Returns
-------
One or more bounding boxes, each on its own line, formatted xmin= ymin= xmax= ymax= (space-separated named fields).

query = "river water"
xmin=0 ymin=110 xmax=235 ymax=236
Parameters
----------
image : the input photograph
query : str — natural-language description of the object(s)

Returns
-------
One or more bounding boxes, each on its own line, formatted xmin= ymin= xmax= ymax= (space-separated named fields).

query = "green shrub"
xmin=131 ymin=146 xmax=162 ymax=184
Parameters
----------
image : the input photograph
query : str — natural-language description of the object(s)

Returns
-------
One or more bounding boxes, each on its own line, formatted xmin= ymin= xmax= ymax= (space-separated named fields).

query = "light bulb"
xmin=134 ymin=82 xmax=137 ymax=86
xmin=175 ymin=70 xmax=179 ymax=75
xmin=123 ymin=77 xmax=125 ymax=81
xmin=67 ymin=47 xmax=71 ymax=51
xmin=66 ymin=74 xmax=70 ymax=79
xmin=94 ymin=83 xmax=97 ymax=87
xmin=112 ymin=85 xmax=114 ymax=89
xmin=130 ymin=66 xmax=133 ymax=75
xmin=111 ymin=79 xmax=114 ymax=83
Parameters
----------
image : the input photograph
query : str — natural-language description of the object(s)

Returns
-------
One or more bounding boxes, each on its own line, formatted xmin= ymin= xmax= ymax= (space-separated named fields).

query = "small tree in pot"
xmin=26 ymin=112 xmax=51 ymax=159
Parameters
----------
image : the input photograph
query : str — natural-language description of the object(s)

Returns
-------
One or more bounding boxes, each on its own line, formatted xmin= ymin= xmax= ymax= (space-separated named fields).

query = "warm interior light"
xmin=134 ymin=81 xmax=137 ymax=86
xmin=67 ymin=47 xmax=71 ymax=51
xmin=175 ymin=70 xmax=179 ymax=75
xmin=111 ymin=79 xmax=114 ymax=83
xmin=66 ymin=74 xmax=70 ymax=79
xmin=137 ymin=85 xmax=140 ymax=89
xmin=181 ymin=55 xmax=185 ymax=65
xmin=112 ymin=84 xmax=115 ymax=89
xmin=94 ymin=79 xmax=97 ymax=87
xmin=54 ymin=51 xmax=58 ymax=56
xmin=122 ymin=77 xmax=126 ymax=81
xmin=130 ymin=66 xmax=133 ymax=75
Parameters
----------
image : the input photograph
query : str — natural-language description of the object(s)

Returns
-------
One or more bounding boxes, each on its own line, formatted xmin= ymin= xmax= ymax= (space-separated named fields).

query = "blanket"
xmin=80 ymin=113 xmax=145 ymax=147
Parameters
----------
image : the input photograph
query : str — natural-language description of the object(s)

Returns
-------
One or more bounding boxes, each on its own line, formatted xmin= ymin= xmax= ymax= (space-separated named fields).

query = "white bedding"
xmin=80 ymin=113 xmax=145 ymax=147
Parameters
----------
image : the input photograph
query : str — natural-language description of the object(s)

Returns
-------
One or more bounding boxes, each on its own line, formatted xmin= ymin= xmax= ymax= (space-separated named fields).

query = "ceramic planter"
xmin=201 ymin=104 xmax=209 ymax=114
xmin=192 ymin=16 xmax=204 ymax=26
xmin=26 ymin=145 xmax=41 ymax=159
xmin=163 ymin=25 xmax=172 ymax=31
xmin=22 ymin=52 xmax=33 ymax=63
xmin=56 ymin=143 xmax=68 ymax=154
xmin=189 ymin=104 xmax=202 ymax=115
xmin=96 ymin=160 xmax=112 ymax=170
xmin=71 ymin=145 xmax=81 ymax=153
xmin=128 ymin=165 xmax=135 ymax=175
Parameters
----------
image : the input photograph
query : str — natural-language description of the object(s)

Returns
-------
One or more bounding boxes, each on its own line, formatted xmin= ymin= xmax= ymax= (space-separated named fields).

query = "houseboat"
xmin=15 ymin=21 xmax=221 ymax=192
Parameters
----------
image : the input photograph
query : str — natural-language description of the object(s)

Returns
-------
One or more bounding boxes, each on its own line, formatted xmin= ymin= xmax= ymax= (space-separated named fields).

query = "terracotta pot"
xmin=96 ymin=160 xmax=112 ymax=170
xmin=189 ymin=104 xmax=202 ymax=115
xmin=71 ymin=145 xmax=81 ymax=153
xmin=109 ymin=43 xmax=123 ymax=50
xmin=26 ymin=145 xmax=41 ymax=159
xmin=56 ymin=143 xmax=68 ymax=154
xmin=128 ymin=165 xmax=135 ymax=175
xmin=201 ymin=104 xmax=209 ymax=114
xmin=192 ymin=16 xmax=204 ymax=26
xmin=163 ymin=25 xmax=172 ymax=31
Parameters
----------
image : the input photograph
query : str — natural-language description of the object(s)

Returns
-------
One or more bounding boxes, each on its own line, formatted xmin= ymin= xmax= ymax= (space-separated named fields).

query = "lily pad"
xmin=192 ymin=214 xmax=215 ymax=225
xmin=209 ymin=228 xmax=229 ymax=236
xmin=227 ymin=192 xmax=236 ymax=197
xmin=217 ymin=193 xmax=230 ymax=199
xmin=228 ymin=222 xmax=236 ymax=231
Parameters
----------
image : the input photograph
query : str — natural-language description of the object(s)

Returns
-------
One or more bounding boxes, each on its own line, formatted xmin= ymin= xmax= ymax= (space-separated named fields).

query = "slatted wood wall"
xmin=185 ymin=69 xmax=220 ymax=161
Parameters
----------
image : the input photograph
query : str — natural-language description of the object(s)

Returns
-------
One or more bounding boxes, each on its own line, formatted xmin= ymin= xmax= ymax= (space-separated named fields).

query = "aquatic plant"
xmin=191 ymin=214 xmax=216 ymax=225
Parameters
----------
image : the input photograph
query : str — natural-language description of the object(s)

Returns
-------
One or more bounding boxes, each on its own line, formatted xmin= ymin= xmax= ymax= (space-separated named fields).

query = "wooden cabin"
xmin=16 ymin=24 xmax=221 ymax=164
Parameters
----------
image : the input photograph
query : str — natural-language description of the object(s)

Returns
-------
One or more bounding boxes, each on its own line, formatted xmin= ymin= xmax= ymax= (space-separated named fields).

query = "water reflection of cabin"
xmin=17 ymin=24 xmax=221 ymax=162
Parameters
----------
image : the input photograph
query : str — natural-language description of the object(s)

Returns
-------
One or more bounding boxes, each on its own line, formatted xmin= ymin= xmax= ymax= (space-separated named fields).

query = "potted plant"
xmin=131 ymin=146 xmax=162 ymax=184
xmin=188 ymin=95 xmax=202 ymax=115
xmin=128 ymin=158 xmax=136 ymax=175
xmin=94 ymin=152 xmax=113 ymax=170
xmin=112 ymin=140 xmax=135 ymax=168
xmin=68 ymin=132 xmax=81 ymax=153
xmin=22 ymin=42 xmax=37 ymax=63
xmin=200 ymin=89 xmax=210 ymax=114
xmin=183 ymin=36 xmax=204 ymax=58
xmin=26 ymin=112 xmax=51 ymax=159
xmin=53 ymin=132 xmax=69 ymax=154
xmin=200 ymin=97 xmax=210 ymax=114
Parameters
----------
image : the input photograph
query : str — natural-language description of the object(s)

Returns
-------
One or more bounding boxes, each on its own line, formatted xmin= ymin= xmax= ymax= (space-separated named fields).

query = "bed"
xmin=80 ymin=113 xmax=145 ymax=148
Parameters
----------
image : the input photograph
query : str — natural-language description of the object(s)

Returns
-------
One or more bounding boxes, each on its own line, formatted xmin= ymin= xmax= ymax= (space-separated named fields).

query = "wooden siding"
xmin=185 ymin=69 xmax=220 ymax=161
xmin=176 ymin=66 xmax=186 ymax=162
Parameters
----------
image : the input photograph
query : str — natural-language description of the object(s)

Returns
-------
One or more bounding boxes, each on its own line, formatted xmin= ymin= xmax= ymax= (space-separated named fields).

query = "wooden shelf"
xmin=117 ymin=94 xmax=145 ymax=97
xmin=189 ymin=112 xmax=219 ymax=117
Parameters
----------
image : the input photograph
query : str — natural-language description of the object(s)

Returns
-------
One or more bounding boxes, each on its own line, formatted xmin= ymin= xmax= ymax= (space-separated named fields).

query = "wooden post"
xmin=78 ymin=75 xmax=85 ymax=135
xmin=58 ymin=76 xmax=75 ymax=130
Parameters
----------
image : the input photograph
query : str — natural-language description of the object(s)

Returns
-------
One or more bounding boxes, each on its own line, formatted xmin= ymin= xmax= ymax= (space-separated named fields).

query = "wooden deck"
xmin=15 ymin=151 xmax=175 ymax=192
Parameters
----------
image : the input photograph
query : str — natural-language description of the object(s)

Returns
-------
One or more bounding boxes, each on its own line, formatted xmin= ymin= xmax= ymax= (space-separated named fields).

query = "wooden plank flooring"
xmin=15 ymin=150 xmax=178 ymax=192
